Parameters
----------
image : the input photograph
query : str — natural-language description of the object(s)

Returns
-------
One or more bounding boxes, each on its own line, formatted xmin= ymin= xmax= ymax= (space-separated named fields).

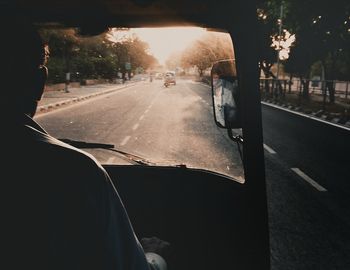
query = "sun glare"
xmin=110 ymin=27 xmax=206 ymax=65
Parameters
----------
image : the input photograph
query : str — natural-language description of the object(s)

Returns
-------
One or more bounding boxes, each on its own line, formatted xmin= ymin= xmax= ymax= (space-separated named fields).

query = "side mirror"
xmin=211 ymin=59 xmax=241 ymax=129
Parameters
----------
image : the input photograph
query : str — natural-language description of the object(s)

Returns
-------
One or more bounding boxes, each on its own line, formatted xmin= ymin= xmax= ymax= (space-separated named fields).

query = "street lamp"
xmin=276 ymin=3 xmax=283 ymax=80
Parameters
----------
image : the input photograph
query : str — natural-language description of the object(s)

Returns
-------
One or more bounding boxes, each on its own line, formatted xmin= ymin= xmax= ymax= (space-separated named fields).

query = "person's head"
xmin=1 ymin=15 xmax=48 ymax=117
xmin=211 ymin=60 xmax=236 ymax=80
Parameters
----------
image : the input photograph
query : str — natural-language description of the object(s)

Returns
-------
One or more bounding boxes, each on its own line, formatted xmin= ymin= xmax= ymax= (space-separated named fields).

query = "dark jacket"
xmin=3 ymin=114 xmax=150 ymax=270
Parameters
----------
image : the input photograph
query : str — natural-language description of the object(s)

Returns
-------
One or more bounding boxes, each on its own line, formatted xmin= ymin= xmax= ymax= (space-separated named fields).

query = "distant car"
xmin=155 ymin=73 xmax=163 ymax=80
xmin=164 ymin=72 xmax=176 ymax=86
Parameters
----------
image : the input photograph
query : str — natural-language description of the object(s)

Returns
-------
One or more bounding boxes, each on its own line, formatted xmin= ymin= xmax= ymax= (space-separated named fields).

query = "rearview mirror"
xmin=211 ymin=59 xmax=241 ymax=129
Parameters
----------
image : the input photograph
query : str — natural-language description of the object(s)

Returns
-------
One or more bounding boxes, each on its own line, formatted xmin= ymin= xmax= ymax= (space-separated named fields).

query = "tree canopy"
xmin=257 ymin=0 xmax=350 ymax=101
xmin=167 ymin=32 xmax=234 ymax=76
xmin=40 ymin=28 xmax=157 ymax=84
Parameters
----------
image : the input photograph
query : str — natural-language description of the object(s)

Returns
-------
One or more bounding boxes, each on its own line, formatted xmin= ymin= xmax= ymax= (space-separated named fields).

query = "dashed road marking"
xmin=145 ymin=109 xmax=149 ymax=114
xmin=263 ymin=144 xmax=277 ymax=154
xmin=291 ymin=168 xmax=327 ymax=192
xmin=139 ymin=115 xmax=144 ymax=121
xmin=132 ymin=123 xmax=139 ymax=131
xmin=120 ymin=136 xmax=131 ymax=146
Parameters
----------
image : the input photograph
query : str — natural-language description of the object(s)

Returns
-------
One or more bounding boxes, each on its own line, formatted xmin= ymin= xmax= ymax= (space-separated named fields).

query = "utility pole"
xmin=274 ymin=2 xmax=284 ymax=96
xmin=276 ymin=2 xmax=283 ymax=80
xmin=321 ymin=62 xmax=326 ymax=111
xmin=63 ymin=36 xmax=70 ymax=93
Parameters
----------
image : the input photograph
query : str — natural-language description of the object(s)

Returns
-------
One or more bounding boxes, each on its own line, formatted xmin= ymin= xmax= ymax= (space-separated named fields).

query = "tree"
xmin=39 ymin=28 xmax=157 ymax=83
xmin=178 ymin=32 xmax=234 ymax=76
xmin=74 ymin=34 xmax=119 ymax=80
xmin=278 ymin=0 xmax=350 ymax=102
xmin=40 ymin=29 xmax=80 ymax=83
xmin=257 ymin=4 xmax=279 ymax=80
xmin=165 ymin=51 xmax=183 ymax=71
xmin=257 ymin=1 xmax=297 ymax=97
xmin=107 ymin=29 xmax=158 ymax=78
xmin=258 ymin=0 xmax=350 ymax=102
xmin=128 ymin=37 xmax=157 ymax=69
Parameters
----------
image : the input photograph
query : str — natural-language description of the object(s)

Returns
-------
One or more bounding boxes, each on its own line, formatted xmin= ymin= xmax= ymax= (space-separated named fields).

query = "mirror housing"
xmin=211 ymin=59 xmax=242 ymax=129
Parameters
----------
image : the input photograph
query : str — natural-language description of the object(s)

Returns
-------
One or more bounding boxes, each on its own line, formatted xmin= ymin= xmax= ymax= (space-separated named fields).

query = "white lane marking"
xmin=145 ymin=109 xmax=149 ymax=114
xmin=291 ymin=168 xmax=327 ymax=192
xmin=263 ymin=144 xmax=277 ymax=154
xmin=132 ymin=123 xmax=139 ymax=131
xmin=120 ymin=136 xmax=131 ymax=146
xmin=139 ymin=115 xmax=145 ymax=121
xmin=106 ymin=157 xmax=116 ymax=164
xmin=261 ymin=101 xmax=350 ymax=132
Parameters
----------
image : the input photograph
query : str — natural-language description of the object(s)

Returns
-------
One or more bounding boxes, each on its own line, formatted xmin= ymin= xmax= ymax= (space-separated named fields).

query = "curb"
xmin=168 ymin=81 xmax=350 ymax=131
xmin=261 ymin=101 xmax=350 ymax=131
xmin=37 ymin=82 xmax=138 ymax=114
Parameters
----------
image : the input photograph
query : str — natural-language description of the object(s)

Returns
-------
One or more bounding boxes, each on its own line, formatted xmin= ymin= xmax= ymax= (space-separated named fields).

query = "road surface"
xmin=262 ymin=103 xmax=350 ymax=270
xmin=35 ymin=79 xmax=350 ymax=269
xmin=36 ymin=79 xmax=244 ymax=181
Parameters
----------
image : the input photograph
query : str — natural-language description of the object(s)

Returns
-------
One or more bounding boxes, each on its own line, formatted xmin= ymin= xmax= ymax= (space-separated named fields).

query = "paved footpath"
xmin=37 ymin=81 xmax=140 ymax=114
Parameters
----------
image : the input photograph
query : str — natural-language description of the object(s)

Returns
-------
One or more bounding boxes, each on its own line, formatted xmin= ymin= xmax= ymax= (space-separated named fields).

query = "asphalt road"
xmin=35 ymin=80 xmax=350 ymax=269
xmin=262 ymin=104 xmax=350 ymax=270
xmin=35 ymin=79 xmax=244 ymax=181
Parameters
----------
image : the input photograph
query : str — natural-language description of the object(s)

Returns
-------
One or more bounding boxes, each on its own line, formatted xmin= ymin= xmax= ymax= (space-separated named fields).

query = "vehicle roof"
xmin=1 ymin=0 xmax=257 ymax=33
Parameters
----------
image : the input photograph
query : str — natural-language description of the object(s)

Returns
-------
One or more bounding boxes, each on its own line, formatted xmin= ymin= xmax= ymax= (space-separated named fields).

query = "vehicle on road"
xmin=163 ymin=71 xmax=176 ymax=87
xmin=4 ymin=1 xmax=270 ymax=270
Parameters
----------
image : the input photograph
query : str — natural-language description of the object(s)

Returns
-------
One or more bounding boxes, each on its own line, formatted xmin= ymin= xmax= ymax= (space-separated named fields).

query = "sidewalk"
xmin=36 ymin=81 xmax=139 ymax=114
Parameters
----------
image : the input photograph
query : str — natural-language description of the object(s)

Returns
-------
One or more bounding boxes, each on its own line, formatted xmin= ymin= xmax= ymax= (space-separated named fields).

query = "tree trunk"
xmin=288 ymin=74 xmax=293 ymax=93
xmin=326 ymin=81 xmax=335 ymax=103
xmin=264 ymin=79 xmax=270 ymax=95
xmin=198 ymin=69 xmax=203 ymax=77
xmin=265 ymin=69 xmax=282 ymax=99
xmin=260 ymin=62 xmax=273 ymax=96
xmin=302 ymin=78 xmax=310 ymax=99
xmin=325 ymin=51 xmax=337 ymax=104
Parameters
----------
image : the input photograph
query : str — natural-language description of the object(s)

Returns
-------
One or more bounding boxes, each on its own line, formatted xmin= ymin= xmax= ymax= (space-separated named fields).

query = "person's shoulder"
xmin=22 ymin=125 xmax=108 ymax=179
xmin=48 ymin=137 xmax=103 ymax=169
xmin=45 ymin=136 xmax=112 ymax=187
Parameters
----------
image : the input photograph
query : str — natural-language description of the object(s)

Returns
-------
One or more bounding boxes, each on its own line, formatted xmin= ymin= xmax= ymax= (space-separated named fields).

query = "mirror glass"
xmin=211 ymin=60 xmax=241 ymax=128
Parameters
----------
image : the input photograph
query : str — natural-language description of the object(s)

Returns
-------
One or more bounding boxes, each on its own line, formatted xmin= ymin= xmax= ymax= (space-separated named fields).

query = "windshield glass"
xmin=35 ymin=27 xmax=244 ymax=182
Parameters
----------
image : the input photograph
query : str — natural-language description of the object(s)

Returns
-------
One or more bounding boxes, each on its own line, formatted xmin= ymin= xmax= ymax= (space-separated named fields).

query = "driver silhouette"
xmin=1 ymin=14 xmax=168 ymax=270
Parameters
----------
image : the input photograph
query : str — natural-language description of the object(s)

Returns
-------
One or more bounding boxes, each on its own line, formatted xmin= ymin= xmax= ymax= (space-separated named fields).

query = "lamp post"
xmin=276 ymin=3 xmax=283 ymax=81
xmin=63 ymin=36 xmax=70 ymax=93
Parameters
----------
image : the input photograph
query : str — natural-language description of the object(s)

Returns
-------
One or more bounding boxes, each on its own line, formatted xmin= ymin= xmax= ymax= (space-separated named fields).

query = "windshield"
xmin=35 ymin=27 xmax=244 ymax=182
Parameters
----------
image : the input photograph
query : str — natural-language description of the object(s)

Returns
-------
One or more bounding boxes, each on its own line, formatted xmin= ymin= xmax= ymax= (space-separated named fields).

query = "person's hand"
xmin=140 ymin=236 xmax=170 ymax=258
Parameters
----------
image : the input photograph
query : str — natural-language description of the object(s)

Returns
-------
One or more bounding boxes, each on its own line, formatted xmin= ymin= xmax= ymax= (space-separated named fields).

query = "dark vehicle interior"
xmin=2 ymin=0 xmax=270 ymax=269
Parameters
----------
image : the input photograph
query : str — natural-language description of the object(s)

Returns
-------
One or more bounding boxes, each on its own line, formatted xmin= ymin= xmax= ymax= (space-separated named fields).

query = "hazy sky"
xmin=112 ymin=27 xmax=206 ymax=65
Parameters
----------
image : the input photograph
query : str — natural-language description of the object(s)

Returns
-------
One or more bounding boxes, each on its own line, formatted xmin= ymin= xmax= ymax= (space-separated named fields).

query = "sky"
xmin=110 ymin=27 xmax=206 ymax=65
